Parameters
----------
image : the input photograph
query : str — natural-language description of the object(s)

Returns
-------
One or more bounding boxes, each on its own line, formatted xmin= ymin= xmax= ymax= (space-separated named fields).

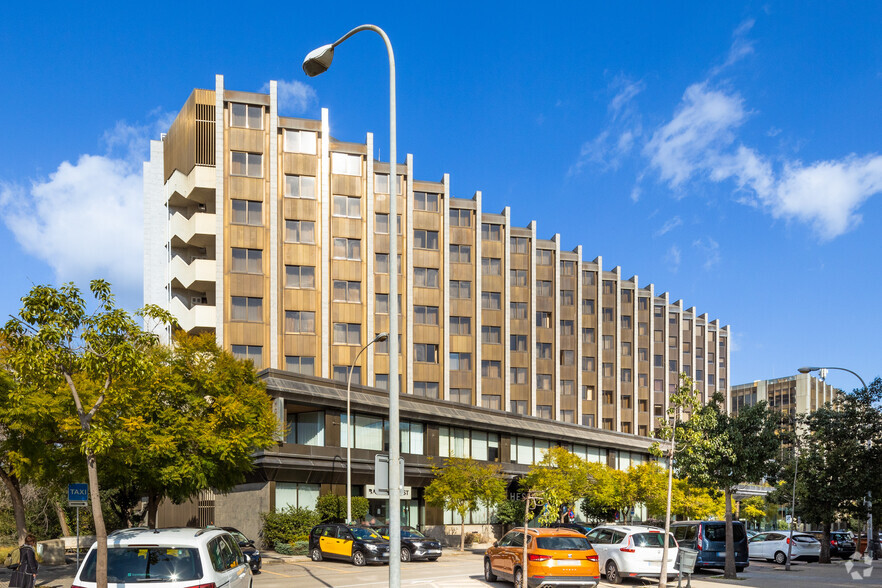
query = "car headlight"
xmin=364 ymin=543 xmax=379 ymax=551
xmin=253 ymin=550 xmax=260 ymax=556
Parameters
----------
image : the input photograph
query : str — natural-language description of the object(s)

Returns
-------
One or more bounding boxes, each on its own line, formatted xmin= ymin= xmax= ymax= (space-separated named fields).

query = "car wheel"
xmin=352 ymin=550 xmax=366 ymax=566
xmin=606 ymin=560 xmax=622 ymax=584
xmin=736 ymin=566 xmax=745 ymax=573
xmin=310 ymin=548 xmax=323 ymax=562
xmin=483 ymin=558 xmax=497 ymax=582
xmin=400 ymin=547 xmax=411 ymax=562
xmin=514 ymin=566 xmax=524 ymax=588
xmin=774 ymin=551 xmax=787 ymax=565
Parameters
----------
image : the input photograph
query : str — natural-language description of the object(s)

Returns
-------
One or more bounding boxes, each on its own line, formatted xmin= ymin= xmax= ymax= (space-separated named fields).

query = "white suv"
xmin=72 ymin=528 xmax=252 ymax=588
xmin=585 ymin=525 xmax=678 ymax=584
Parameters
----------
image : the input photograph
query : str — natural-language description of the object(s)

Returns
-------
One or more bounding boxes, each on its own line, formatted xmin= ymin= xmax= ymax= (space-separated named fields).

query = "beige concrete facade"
xmin=731 ymin=373 xmax=840 ymax=416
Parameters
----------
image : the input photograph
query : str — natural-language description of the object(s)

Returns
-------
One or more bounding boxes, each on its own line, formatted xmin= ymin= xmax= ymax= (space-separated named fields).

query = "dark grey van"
xmin=671 ymin=520 xmax=749 ymax=571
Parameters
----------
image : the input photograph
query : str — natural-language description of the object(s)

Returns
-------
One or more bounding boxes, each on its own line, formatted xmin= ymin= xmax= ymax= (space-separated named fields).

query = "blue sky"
xmin=1 ymin=1 xmax=880 ymax=392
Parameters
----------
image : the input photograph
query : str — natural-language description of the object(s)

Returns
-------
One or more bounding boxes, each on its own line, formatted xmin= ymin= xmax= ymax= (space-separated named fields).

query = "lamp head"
xmin=302 ymin=44 xmax=335 ymax=77
xmin=798 ymin=366 xmax=819 ymax=374
xmin=374 ymin=332 xmax=389 ymax=343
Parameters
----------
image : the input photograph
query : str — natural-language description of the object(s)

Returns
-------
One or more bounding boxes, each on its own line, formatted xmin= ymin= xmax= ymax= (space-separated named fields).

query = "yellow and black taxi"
xmin=373 ymin=525 xmax=443 ymax=562
xmin=308 ymin=524 xmax=391 ymax=566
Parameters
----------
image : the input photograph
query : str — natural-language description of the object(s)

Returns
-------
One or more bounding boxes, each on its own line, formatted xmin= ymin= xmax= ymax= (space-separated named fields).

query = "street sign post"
xmin=68 ymin=483 xmax=88 ymax=569
xmin=374 ymin=454 xmax=405 ymax=494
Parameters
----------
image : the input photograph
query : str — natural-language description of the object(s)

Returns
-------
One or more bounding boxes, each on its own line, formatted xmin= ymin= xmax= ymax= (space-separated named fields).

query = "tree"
xmin=670 ymin=394 xmax=781 ymax=579
xmin=316 ymin=494 xmax=369 ymax=523
xmin=628 ymin=462 xmax=668 ymax=521
xmin=494 ymin=499 xmax=527 ymax=532
xmin=425 ymin=457 xmax=506 ymax=551
xmin=580 ymin=462 xmax=632 ymax=523
xmin=2 ymin=281 xmax=173 ymax=588
xmin=523 ymin=446 xmax=593 ymax=525
xmin=739 ymin=497 xmax=767 ymax=528
xmin=672 ymin=481 xmax=724 ymax=520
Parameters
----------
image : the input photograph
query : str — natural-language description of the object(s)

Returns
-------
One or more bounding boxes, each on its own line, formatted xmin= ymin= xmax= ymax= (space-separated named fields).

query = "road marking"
xmin=258 ymin=569 xmax=294 ymax=578
xmin=333 ymin=573 xmax=487 ymax=587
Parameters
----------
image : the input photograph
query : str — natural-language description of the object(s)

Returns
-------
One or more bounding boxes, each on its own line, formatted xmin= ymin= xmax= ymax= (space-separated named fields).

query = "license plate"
xmin=718 ymin=552 xmax=726 ymax=557
xmin=427 ymin=549 xmax=441 ymax=554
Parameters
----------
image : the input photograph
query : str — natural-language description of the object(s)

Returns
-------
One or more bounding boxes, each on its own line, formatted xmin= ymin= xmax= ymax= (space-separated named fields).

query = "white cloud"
xmin=710 ymin=19 xmax=756 ymax=76
xmin=664 ymin=245 xmax=682 ymax=273
xmin=0 ymin=117 xmax=167 ymax=298
xmin=264 ymin=79 xmax=317 ymax=115
xmin=654 ymin=215 xmax=683 ymax=237
xmin=693 ymin=237 xmax=721 ymax=269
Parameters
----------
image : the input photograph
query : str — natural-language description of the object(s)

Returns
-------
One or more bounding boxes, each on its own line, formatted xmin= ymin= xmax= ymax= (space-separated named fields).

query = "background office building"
xmin=730 ymin=373 xmax=839 ymax=417
xmin=143 ymin=76 xmax=730 ymax=537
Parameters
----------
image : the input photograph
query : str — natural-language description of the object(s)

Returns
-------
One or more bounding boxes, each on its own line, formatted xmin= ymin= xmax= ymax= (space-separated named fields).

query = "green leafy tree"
xmin=628 ymin=462 xmax=668 ymax=521
xmin=580 ymin=462 xmax=632 ymax=523
xmin=315 ymin=494 xmax=369 ymax=523
xmin=739 ymin=496 xmax=767 ymax=528
xmin=2 ymin=280 xmax=173 ymax=588
xmin=260 ymin=506 xmax=321 ymax=548
xmin=523 ymin=446 xmax=593 ymax=525
xmin=494 ymin=499 xmax=527 ymax=532
xmin=672 ymin=481 xmax=724 ymax=520
xmin=425 ymin=457 xmax=506 ymax=551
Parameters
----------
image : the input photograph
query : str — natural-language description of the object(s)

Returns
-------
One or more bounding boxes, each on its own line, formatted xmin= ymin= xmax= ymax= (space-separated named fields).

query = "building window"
xmin=621 ymin=368 xmax=632 ymax=383
xmin=537 ymin=280 xmax=552 ymax=297
xmin=510 ymin=367 xmax=528 ymax=384
xmin=582 ymin=357 xmax=595 ymax=372
xmin=482 ymin=325 xmax=501 ymax=344
xmin=482 ymin=395 xmax=501 ymax=410
xmin=481 ymin=223 xmax=501 ymax=241
xmin=602 ymin=335 xmax=613 ymax=351
xmin=602 ymin=363 xmax=614 ymax=378
xmin=284 ymin=130 xmax=317 ymax=155
xmin=535 ymin=250 xmax=551 ymax=265
xmin=510 ymin=401 xmax=528 ymax=418
xmin=275 ymin=482 xmax=319 ymax=510
xmin=683 ymin=341 xmax=692 ymax=353
xmin=510 ymin=269 xmax=528 ymax=286
xmin=602 ymin=307 xmax=614 ymax=322
xmin=231 ymin=103 xmax=262 ymax=129
xmin=449 ymin=315 xmax=471 ymax=334
xmin=231 ymin=345 xmax=262 ymax=367
xmin=511 ymin=302 xmax=528 ymax=319
xmin=414 ymin=343 xmax=439 ymax=363
xmin=708 ymin=374 xmax=716 ymax=385
xmin=638 ymin=373 xmax=648 ymax=387
xmin=602 ymin=280 xmax=615 ymax=295
xmin=482 ymin=257 xmax=502 ymax=275
xmin=285 ymin=174 xmax=316 ymax=199
xmin=583 ymin=414 xmax=596 ymax=427
xmin=331 ymin=152 xmax=361 ymax=176
xmin=697 ymin=369 xmax=704 ymax=381
xmin=669 ymin=359 xmax=678 ymax=372
xmin=638 ymin=347 xmax=648 ymax=361
xmin=450 ymin=208 xmax=470 ymax=226
xmin=536 ymin=342 xmax=552 ymax=359
xmin=482 ymin=291 xmax=502 ymax=310
xmin=560 ymin=289 xmax=574 ymax=306
xmin=621 ymin=394 xmax=632 ymax=409
xmin=375 ymin=213 xmax=389 ymax=234
xmin=510 ymin=334 xmax=528 ymax=352
xmin=285 ymin=355 xmax=315 ymax=376
xmin=285 ymin=410 xmax=324 ymax=446
xmin=654 ymin=355 xmax=663 ymax=367
xmin=285 ymin=220 xmax=315 ymax=244
xmin=696 ymin=347 xmax=704 ymax=359
xmin=413 ymin=381 xmax=439 ymax=398
xmin=231 ymin=297 xmax=262 ymax=322
xmin=582 ymin=328 xmax=595 ymax=344
xmin=450 ymin=352 xmax=472 ymax=371
xmin=654 ymin=379 xmax=663 ymax=392
xmin=622 ymin=341 xmax=632 ymax=356
xmin=582 ymin=299 xmax=595 ymax=315
xmin=450 ymin=388 xmax=471 ymax=404
xmin=231 ymin=248 xmax=262 ymax=274
xmin=333 ymin=366 xmax=359 ymax=384
xmin=654 ymin=330 xmax=664 ymax=343
xmin=482 ymin=360 xmax=502 ymax=378
xmin=416 ymin=305 xmax=440 ymax=325
xmin=669 ymin=336 xmax=678 ymax=348
xmin=333 ymin=323 xmax=361 ymax=345
xmin=231 ymin=151 xmax=262 ymax=178
xmin=561 ymin=261 xmax=575 ymax=276
xmin=582 ymin=271 xmax=596 ymax=286
xmin=511 ymin=237 xmax=529 ymax=254
xmin=414 ymin=229 xmax=439 ymax=250
xmin=560 ymin=320 xmax=575 ymax=336
xmin=582 ymin=385 xmax=594 ymax=401
xmin=683 ymin=364 xmax=692 ymax=376
xmin=374 ymin=173 xmax=402 ymax=194
xmin=374 ymin=333 xmax=401 ymax=355
xmin=621 ymin=290 xmax=632 ymax=303
xmin=655 ymin=305 xmax=664 ymax=318
xmin=231 ymin=199 xmax=262 ymax=225
xmin=415 ymin=267 xmax=440 ymax=288
xmin=332 ymin=280 xmax=361 ymax=303
xmin=621 ymin=315 xmax=632 ymax=329
xmin=537 ymin=374 xmax=552 ymax=390
xmin=536 ymin=405 xmax=552 ymax=419
xmin=450 ymin=280 xmax=471 ymax=299
xmin=638 ymin=322 xmax=648 ymax=336
xmin=669 ymin=315 xmax=678 ymax=326
xmin=375 ymin=253 xmax=402 ymax=275
xmin=560 ymin=350 xmax=575 ymax=366
xmin=284 ymin=265 xmax=315 ymax=289
xmin=536 ymin=311 xmax=552 ymax=328
xmin=638 ymin=297 xmax=649 ymax=310
xmin=602 ymin=390 xmax=614 ymax=404
xmin=332 ymin=237 xmax=361 ymax=260
xmin=332 ymin=195 xmax=361 ymax=218
xmin=450 ymin=244 xmax=471 ymax=263
xmin=414 ymin=192 xmax=439 ymax=212
xmin=285 ymin=310 xmax=315 ymax=334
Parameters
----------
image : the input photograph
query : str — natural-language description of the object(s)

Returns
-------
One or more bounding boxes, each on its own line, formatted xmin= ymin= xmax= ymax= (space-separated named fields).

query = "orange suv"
xmin=484 ymin=527 xmax=600 ymax=587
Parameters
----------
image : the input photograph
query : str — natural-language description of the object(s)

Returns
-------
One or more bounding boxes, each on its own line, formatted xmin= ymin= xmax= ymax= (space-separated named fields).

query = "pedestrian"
xmin=10 ymin=535 xmax=38 ymax=588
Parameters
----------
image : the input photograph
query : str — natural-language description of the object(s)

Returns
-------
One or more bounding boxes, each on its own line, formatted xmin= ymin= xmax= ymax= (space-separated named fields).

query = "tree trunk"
xmin=724 ymin=488 xmax=736 ymax=579
xmin=0 ymin=467 xmax=28 ymax=544
xmin=147 ymin=492 xmax=160 ymax=529
xmin=460 ymin=519 xmax=465 ymax=551
xmin=54 ymin=500 xmax=72 ymax=537
xmin=820 ymin=522 xmax=832 ymax=563
xmin=87 ymin=448 xmax=108 ymax=588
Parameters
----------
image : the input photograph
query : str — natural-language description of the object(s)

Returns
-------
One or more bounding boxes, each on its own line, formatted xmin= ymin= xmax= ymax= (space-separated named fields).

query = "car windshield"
xmin=633 ymin=533 xmax=677 ymax=548
xmin=228 ymin=531 xmax=249 ymax=544
xmin=350 ymin=527 xmax=383 ymax=541
xmin=536 ymin=536 xmax=592 ymax=550
xmin=704 ymin=524 xmax=746 ymax=542
xmin=80 ymin=548 xmax=203 ymax=582
xmin=402 ymin=528 xmax=426 ymax=539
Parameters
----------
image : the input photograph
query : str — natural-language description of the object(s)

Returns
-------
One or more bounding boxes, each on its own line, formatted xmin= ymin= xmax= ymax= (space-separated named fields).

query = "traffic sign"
xmin=68 ymin=483 xmax=88 ymax=507
xmin=374 ymin=454 xmax=404 ymax=494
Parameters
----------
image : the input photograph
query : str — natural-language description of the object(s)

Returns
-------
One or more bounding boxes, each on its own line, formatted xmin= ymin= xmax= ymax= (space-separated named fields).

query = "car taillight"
xmin=620 ymin=536 xmax=635 ymax=553
xmin=587 ymin=554 xmax=598 ymax=562
xmin=696 ymin=526 xmax=702 ymax=550
xmin=831 ymin=540 xmax=838 ymax=545
xmin=186 ymin=583 xmax=216 ymax=588
xmin=71 ymin=585 xmax=86 ymax=588
xmin=528 ymin=554 xmax=551 ymax=561
xmin=786 ymin=538 xmax=790 ymax=545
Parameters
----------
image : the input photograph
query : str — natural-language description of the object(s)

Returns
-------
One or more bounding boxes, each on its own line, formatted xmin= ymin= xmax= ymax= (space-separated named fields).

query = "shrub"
xmin=273 ymin=543 xmax=294 ymax=555
xmin=291 ymin=540 xmax=309 ymax=555
xmin=260 ymin=506 xmax=321 ymax=549
xmin=315 ymin=494 xmax=369 ymax=523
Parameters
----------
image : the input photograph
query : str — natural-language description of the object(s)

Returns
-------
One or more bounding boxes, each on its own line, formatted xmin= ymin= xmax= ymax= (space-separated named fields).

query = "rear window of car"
xmin=704 ymin=524 xmax=745 ymax=542
xmin=794 ymin=535 xmax=820 ymax=543
xmin=80 ymin=547 xmax=203 ymax=582
xmin=536 ymin=536 xmax=592 ymax=550
xmin=633 ymin=533 xmax=677 ymax=548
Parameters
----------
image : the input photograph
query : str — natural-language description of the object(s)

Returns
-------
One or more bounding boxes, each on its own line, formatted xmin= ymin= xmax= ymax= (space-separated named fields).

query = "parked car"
xmin=748 ymin=532 xmax=821 ymax=564
xmin=484 ymin=527 xmax=600 ymax=587
xmin=221 ymin=527 xmax=261 ymax=572
xmin=807 ymin=530 xmax=856 ymax=559
xmin=548 ymin=522 xmax=593 ymax=536
xmin=372 ymin=525 xmax=442 ymax=561
xmin=670 ymin=520 xmax=750 ymax=572
xmin=746 ymin=530 xmax=758 ymax=539
xmin=585 ymin=525 xmax=677 ymax=584
xmin=308 ymin=523 xmax=390 ymax=566
xmin=73 ymin=527 xmax=251 ymax=588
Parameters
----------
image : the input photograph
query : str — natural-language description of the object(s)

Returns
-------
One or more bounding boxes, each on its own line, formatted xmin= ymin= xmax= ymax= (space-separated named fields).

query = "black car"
xmin=221 ymin=527 xmax=262 ymax=572
xmin=373 ymin=525 xmax=443 ymax=562
xmin=308 ymin=524 xmax=391 ymax=566
xmin=808 ymin=530 xmax=856 ymax=559
xmin=548 ymin=522 xmax=592 ymax=536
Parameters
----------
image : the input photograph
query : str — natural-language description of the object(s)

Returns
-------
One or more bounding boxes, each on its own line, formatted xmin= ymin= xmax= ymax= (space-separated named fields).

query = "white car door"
xmin=221 ymin=533 xmax=251 ymax=588
xmin=749 ymin=534 xmax=767 ymax=559
xmin=586 ymin=528 xmax=612 ymax=569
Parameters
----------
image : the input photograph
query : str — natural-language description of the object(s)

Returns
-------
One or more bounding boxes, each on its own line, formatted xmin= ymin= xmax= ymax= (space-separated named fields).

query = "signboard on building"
xmin=366 ymin=484 xmax=412 ymax=499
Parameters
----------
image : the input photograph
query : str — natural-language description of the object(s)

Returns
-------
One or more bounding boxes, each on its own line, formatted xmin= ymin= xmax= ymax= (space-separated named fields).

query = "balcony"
xmin=170 ymin=297 xmax=216 ymax=334
xmin=167 ymin=166 xmax=215 ymax=207
xmin=169 ymin=256 xmax=216 ymax=291
xmin=170 ymin=211 xmax=215 ymax=248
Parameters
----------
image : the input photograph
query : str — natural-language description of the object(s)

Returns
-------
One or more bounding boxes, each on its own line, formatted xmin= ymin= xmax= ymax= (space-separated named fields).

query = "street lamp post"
xmin=346 ymin=332 xmax=388 ymax=524
xmin=798 ymin=366 xmax=874 ymax=560
xmin=304 ymin=25 xmax=402 ymax=585
xmin=785 ymin=443 xmax=798 ymax=571
xmin=658 ymin=417 xmax=676 ymax=588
